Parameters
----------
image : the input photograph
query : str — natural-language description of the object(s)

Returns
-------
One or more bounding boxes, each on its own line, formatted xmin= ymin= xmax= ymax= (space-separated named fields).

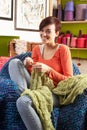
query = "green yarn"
xmin=53 ymin=74 xmax=87 ymax=105
xmin=22 ymin=70 xmax=54 ymax=130
xmin=22 ymin=70 xmax=87 ymax=130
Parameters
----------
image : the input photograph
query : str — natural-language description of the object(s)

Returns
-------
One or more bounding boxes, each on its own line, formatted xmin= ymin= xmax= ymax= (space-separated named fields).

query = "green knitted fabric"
xmin=53 ymin=74 xmax=87 ymax=105
xmin=21 ymin=70 xmax=54 ymax=130
xmin=22 ymin=70 xmax=87 ymax=130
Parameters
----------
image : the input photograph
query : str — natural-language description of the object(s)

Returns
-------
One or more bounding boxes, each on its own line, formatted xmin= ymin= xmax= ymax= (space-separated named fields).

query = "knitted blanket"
xmin=22 ymin=70 xmax=87 ymax=130
xmin=53 ymin=74 xmax=87 ymax=105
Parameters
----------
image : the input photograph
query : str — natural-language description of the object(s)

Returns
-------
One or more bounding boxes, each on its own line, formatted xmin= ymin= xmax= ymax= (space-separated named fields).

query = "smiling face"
xmin=40 ymin=24 xmax=59 ymax=45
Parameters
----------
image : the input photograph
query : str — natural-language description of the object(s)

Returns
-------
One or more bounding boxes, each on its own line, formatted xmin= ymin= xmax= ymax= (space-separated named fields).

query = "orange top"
xmin=29 ymin=44 xmax=73 ymax=87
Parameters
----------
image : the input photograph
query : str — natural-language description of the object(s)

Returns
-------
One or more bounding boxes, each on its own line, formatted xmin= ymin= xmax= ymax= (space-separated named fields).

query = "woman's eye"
xmin=40 ymin=29 xmax=51 ymax=34
xmin=46 ymin=30 xmax=51 ymax=34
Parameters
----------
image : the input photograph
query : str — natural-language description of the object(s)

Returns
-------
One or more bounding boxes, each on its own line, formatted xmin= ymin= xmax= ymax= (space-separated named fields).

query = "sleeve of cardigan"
xmin=49 ymin=45 xmax=73 ymax=86
xmin=31 ymin=45 xmax=40 ymax=62
xmin=27 ymin=45 xmax=40 ymax=73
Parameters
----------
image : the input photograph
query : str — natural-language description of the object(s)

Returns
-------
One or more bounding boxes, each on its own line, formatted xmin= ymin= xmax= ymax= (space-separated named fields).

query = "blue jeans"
xmin=9 ymin=58 xmax=43 ymax=130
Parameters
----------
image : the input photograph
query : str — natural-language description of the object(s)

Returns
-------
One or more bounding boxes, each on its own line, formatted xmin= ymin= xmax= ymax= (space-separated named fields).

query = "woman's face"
xmin=40 ymin=24 xmax=59 ymax=45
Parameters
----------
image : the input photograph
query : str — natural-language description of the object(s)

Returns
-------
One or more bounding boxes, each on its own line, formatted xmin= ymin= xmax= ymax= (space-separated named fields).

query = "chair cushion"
xmin=0 ymin=52 xmax=81 ymax=130
xmin=0 ymin=78 xmax=26 ymax=130
xmin=56 ymin=92 xmax=87 ymax=130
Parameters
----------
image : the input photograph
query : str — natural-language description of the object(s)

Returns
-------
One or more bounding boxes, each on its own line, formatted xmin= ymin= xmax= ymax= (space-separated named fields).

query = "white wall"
xmin=0 ymin=0 xmax=51 ymax=42
xmin=0 ymin=19 xmax=42 ymax=42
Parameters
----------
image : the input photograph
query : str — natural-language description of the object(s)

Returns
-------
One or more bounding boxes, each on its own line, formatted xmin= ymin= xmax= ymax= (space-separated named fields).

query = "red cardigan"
xmin=29 ymin=44 xmax=73 ymax=87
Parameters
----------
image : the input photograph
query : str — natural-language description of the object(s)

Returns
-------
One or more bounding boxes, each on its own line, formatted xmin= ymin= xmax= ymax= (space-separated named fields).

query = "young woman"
xmin=8 ymin=16 xmax=73 ymax=130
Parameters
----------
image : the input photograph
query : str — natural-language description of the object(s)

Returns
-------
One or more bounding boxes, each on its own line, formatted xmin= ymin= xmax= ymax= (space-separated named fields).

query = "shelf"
xmin=70 ymin=48 xmax=87 ymax=50
xmin=61 ymin=21 xmax=87 ymax=24
xmin=70 ymin=48 xmax=87 ymax=59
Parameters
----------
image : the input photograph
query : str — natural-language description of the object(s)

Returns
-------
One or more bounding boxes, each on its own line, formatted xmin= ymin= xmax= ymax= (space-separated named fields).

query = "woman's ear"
xmin=56 ymin=31 xmax=59 ymax=37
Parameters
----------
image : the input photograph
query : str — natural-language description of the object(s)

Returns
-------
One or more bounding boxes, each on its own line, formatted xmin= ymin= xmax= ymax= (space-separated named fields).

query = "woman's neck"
xmin=42 ymin=43 xmax=58 ymax=60
xmin=45 ymin=43 xmax=58 ymax=48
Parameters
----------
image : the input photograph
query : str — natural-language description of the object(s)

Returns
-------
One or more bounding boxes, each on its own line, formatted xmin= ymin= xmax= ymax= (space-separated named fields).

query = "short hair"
xmin=39 ymin=16 xmax=61 ymax=32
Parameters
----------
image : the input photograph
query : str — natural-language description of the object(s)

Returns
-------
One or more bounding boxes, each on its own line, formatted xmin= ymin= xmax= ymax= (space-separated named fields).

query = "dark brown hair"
xmin=39 ymin=16 xmax=61 ymax=32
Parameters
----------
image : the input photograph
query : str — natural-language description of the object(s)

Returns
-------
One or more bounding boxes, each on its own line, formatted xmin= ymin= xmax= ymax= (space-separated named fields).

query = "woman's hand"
xmin=24 ymin=57 xmax=34 ymax=68
xmin=32 ymin=62 xmax=51 ymax=74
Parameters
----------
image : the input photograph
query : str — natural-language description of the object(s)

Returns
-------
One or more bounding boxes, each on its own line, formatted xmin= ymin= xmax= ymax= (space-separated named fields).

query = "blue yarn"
xmin=0 ymin=52 xmax=32 ymax=130
xmin=0 ymin=78 xmax=26 ymax=130
xmin=56 ymin=93 xmax=87 ymax=130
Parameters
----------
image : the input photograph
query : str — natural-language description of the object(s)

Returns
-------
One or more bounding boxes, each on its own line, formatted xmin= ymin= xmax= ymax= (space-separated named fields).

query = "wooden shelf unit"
xmin=70 ymin=47 xmax=87 ymax=59
xmin=61 ymin=21 xmax=87 ymax=24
